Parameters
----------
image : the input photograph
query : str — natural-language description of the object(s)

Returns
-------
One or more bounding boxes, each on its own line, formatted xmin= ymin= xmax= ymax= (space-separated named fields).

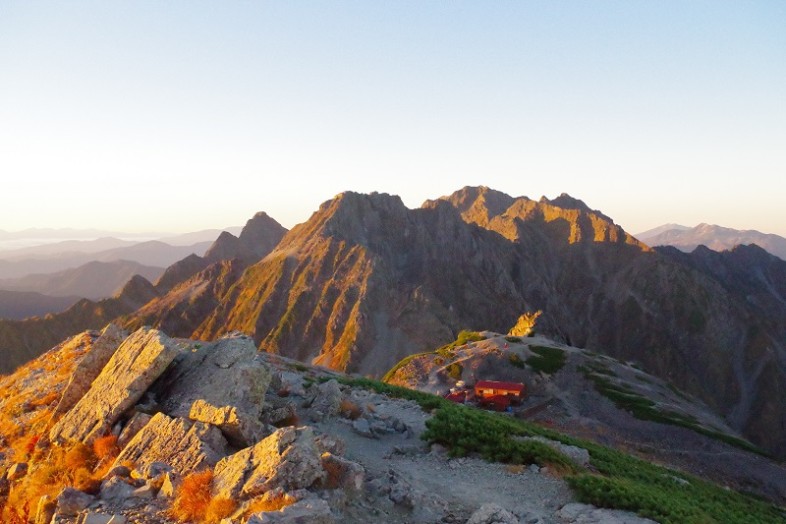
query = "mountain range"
xmin=1 ymin=187 xmax=785 ymax=462
xmin=638 ymin=223 xmax=786 ymax=260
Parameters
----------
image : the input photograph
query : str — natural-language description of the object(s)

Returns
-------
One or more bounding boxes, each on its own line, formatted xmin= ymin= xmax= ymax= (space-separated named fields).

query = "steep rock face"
xmin=122 ymin=259 xmax=246 ymax=338
xmin=49 ymin=328 xmax=179 ymax=444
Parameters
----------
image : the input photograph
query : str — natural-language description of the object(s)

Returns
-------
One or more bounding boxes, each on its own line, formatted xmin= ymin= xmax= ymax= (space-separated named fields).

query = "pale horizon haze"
xmin=1 ymin=2 xmax=784 ymax=235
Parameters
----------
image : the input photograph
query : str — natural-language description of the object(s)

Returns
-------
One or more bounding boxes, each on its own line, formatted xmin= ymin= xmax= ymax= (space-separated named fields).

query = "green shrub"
xmin=525 ymin=346 xmax=566 ymax=374
xmin=505 ymin=336 xmax=522 ymax=343
xmin=446 ymin=363 xmax=463 ymax=380
xmin=583 ymin=371 xmax=767 ymax=456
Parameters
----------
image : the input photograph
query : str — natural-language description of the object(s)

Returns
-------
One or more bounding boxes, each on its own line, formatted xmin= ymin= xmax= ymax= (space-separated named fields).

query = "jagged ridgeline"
xmin=1 ymin=186 xmax=786 ymax=460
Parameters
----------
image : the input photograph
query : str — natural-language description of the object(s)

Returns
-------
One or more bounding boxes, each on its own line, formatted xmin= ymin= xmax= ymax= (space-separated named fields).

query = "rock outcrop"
xmin=49 ymin=327 xmax=179 ymax=444
xmin=213 ymin=426 xmax=324 ymax=500
xmin=148 ymin=334 xmax=271 ymax=446
xmin=112 ymin=413 xmax=227 ymax=475
xmin=51 ymin=324 xmax=128 ymax=418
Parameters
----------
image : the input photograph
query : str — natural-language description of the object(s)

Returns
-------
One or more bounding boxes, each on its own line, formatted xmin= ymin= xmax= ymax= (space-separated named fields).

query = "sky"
xmin=1 ymin=1 xmax=784 ymax=235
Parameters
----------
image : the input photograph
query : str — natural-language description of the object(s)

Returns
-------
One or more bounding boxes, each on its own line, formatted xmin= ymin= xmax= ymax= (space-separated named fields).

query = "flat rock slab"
xmin=113 ymin=412 xmax=227 ymax=476
xmin=52 ymin=324 xmax=128 ymax=418
xmin=50 ymin=328 xmax=180 ymax=444
xmin=213 ymin=426 xmax=323 ymax=500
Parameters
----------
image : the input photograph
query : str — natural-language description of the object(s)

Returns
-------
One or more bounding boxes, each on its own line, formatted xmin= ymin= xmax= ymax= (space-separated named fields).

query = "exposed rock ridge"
xmin=49 ymin=327 xmax=179 ymax=444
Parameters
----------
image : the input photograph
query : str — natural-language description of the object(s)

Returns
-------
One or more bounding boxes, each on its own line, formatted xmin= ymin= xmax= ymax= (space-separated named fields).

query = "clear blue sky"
xmin=1 ymin=1 xmax=784 ymax=235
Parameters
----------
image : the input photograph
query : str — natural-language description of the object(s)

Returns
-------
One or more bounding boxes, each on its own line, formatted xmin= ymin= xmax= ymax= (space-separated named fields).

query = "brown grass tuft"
xmin=93 ymin=434 xmax=120 ymax=461
xmin=273 ymin=412 xmax=299 ymax=428
xmin=64 ymin=442 xmax=97 ymax=472
xmin=339 ymin=398 xmax=362 ymax=420
xmin=170 ymin=469 xmax=214 ymax=523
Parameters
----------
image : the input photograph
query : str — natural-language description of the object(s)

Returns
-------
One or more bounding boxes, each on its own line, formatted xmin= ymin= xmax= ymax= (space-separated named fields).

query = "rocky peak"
xmin=114 ymin=274 xmax=158 ymax=308
xmin=204 ymin=212 xmax=287 ymax=265
xmin=423 ymin=186 xmax=517 ymax=227
xmin=238 ymin=211 xmax=287 ymax=255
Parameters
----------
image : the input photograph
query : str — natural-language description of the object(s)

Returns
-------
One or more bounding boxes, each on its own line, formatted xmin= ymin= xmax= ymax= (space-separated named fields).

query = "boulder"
xmin=246 ymin=497 xmax=334 ymax=524
xmin=314 ymin=434 xmax=346 ymax=457
xmin=310 ymin=380 xmax=343 ymax=418
xmin=351 ymin=418 xmax=376 ymax=439
xmin=113 ymin=413 xmax=227 ymax=476
xmin=213 ymin=426 xmax=323 ymax=500
xmin=55 ymin=487 xmax=95 ymax=517
xmin=99 ymin=476 xmax=136 ymax=504
xmin=466 ymin=503 xmax=520 ymax=524
xmin=52 ymin=324 xmax=128 ymax=418
xmin=151 ymin=335 xmax=271 ymax=422
xmin=264 ymin=402 xmax=298 ymax=427
xmin=320 ymin=452 xmax=364 ymax=491
xmin=49 ymin=328 xmax=180 ymax=445
xmin=189 ymin=399 xmax=267 ymax=447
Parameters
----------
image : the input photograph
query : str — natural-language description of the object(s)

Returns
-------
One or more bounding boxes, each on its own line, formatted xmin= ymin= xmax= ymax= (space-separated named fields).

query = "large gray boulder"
xmin=212 ymin=426 xmax=323 ymax=500
xmin=112 ymin=413 xmax=227 ymax=476
xmin=52 ymin=324 xmax=128 ymax=418
xmin=55 ymin=487 xmax=95 ymax=517
xmin=152 ymin=335 xmax=271 ymax=429
xmin=49 ymin=328 xmax=180 ymax=444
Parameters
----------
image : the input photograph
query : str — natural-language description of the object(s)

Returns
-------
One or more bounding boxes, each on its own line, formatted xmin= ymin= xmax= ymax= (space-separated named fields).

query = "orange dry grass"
xmin=170 ymin=469 xmax=214 ymax=523
xmin=243 ymin=491 xmax=295 ymax=516
xmin=204 ymin=497 xmax=238 ymax=523
xmin=64 ymin=442 xmax=98 ymax=472
xmin=93 ymin=434 xmax=120 ymax=461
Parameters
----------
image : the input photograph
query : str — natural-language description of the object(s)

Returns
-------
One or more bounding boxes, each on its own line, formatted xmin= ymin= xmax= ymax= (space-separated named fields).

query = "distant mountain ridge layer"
xmin=0 ymin=260 xmax=164 ymax=300
xmin=1 ymin=187 xmax=785 ymax=461
xmin=0 ymin=290 xmax=80 ymax=320
xmin=638 ymin=223 xmax=786 ymax=260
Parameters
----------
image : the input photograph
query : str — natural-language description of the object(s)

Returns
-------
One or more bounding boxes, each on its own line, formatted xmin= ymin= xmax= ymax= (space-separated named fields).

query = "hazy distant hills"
xmin=637 ymin=223 xmax=786 ymax=260
xmin=0 ymin=290 xmax=79 ymax=320
xmin=0 ymin=239 xmax=212 ymax=279
xmin=1 ymin=187 xmax=785 ymax=460
xmin=0 ymin=260 xmax=164 ymax=300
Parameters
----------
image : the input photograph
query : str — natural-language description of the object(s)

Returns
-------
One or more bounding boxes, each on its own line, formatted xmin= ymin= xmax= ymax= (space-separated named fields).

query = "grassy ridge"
xmin=340 ymin=377 xmax=786 ymax=524
xmin=580 ymin=367 xmax=767 ymax=456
